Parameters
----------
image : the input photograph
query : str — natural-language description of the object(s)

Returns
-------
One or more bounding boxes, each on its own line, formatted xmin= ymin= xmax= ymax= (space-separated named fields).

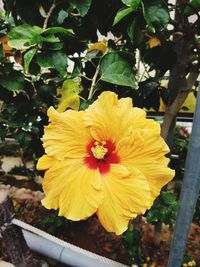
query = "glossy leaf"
xmin=8 ymin=24 xmax=43 ymax=49
xmin=8 ymin=24 xmax=62 ymax=50
xmin=0 ymin=71 xmax=24 ymax=91
xmin=24 ymin=48 xmax=37 ymax=73
xmin=143 ymin=0 xmax=170 ymax=31
xmin=70 ymin=0 xmax=92 ymax=17
xmin=113 ymin=7 xmax=133 ymax=26
xmin=127 ymin=17 xmax=144 ymax=46
xmin=37 ymin=51 xmax=68 ymax=77
xmin=122 ymin=0 xmax=141 ymax=9
xmin=42 ymin=27 xmax=74 ymax=37
xmin=100 ymin=52 xmax=137 ymax=88
xmin=57 ymin=10 xmax=69 ymax=24
xmin=184 ymin=0 xmax=200 ymax=16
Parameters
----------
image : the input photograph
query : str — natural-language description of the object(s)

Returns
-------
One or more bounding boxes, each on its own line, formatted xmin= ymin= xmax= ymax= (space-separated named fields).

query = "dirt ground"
xmin=0 ymin=190 xmax=200 ymax=267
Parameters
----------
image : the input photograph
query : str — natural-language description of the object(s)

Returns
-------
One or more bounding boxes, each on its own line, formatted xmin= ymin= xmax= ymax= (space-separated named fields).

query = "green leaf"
xmin=24 ymin=48 xmax=37 ymax=73
xmin=0 ymin=71 xmax=24 ymax=91
xmin=143 ymin=0 xmax=170 ymax=31
xmin=101 ymin=61 xmax=137 ymax=88
xmin=8 ymin=24 xmax=43 ymax=49
xmin=127 ymin=17 xmax=144 ymax=45
xmin=100 ymin=52 xmax=137 ymax=89
xmin=42 ymin=42 xmax=63 ymax=51
xmin=113 ymin=7 xmax=133 ymax=26
xmin=71 ymin=0 xmax=92 ymax=16
xmin=80 ymin=99 xmax=93 ymax=110
xmin=40 ymin=34 xmax=59 ymax=43
xmin=57 ymin=10 xmax=69 ymax=24
xmin=7 ymin=24 xmax=66 ymax=50
xmin=37 ymin=51 xmax=68 ymax=76
xmin=15 ymin=132 xmax=32 ymax=148
xmin=123 ymin=231 xmax=134 ymax=245
xmin=184 ymin=0 xmax=200 ymax=16
xmin=42 ymin=27 xmax=74 ymax=37
xmin=162 ymin=192 xmax=177 ymax=204
xmin=122 ymin=0 xmax=141 ymax=9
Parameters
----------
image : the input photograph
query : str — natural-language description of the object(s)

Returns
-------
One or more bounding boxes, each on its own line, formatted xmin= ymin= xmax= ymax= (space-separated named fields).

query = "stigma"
xmin=91 ymin=141 xmax=108 ymax=159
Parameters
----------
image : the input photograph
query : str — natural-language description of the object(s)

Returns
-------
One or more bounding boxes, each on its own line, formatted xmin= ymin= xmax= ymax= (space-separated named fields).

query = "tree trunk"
xmin=161 ymin=0 xmax=199 ymax=141
xmin=154 ymin=0 xmax=199 ymax=246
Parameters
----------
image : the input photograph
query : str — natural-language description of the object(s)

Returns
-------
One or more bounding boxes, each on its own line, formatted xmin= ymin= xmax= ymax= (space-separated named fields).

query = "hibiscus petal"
xmin=129 ymin=160 xmax=175 ymax=200
xmin=118 ymin=123 xmax=174 ymax=200
xmin=118 ymin=119 xmax=169 ymax=165
xmin=41 ymin=158 xmax=104 ymax=220
xmin=42 ymin=107 xmax=91 ymax=160
xmin=37 ymin=154 xmax=55 ymax=170
xmin=97 ymin=164 xmax=151 ymax=235
xmin=83 ymin=92 xmax=135 ymax=142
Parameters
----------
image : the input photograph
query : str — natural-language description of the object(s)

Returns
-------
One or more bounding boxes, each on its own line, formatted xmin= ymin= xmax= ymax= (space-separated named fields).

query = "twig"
xmin=88 ymin=65 xmax=100 ymax=99
xmin=43 ymin=2 xmax=56 ymax=29
xmin=136 ymin=50 xmax=141 ymax=82
xmin=139 ymin=62 xmax=151 ymax=82
xmin=70 ymin=12 xmax=80 ymax=17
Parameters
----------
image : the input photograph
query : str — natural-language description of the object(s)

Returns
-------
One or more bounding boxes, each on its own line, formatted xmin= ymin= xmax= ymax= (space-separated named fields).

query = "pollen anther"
xmin=91 ymin=142 xmax=108 ymax=159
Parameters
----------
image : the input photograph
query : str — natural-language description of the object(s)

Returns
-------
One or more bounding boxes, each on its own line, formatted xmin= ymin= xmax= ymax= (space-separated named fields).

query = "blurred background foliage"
xmin=0 ymin=1 xmax=199 ymax=266
xmin=0 ymin=0 xmax=199 ymax=161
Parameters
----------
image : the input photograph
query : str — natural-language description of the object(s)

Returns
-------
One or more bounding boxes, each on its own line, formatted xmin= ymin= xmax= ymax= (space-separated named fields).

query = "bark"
xmin=161 ymin=0 xmax=199 ymax=141
xmin=0 ymin=190 xmax=44 ymax=267
xmin=161 ymin=70 xmax=199 ymax=140
xmin=154 ymin=0 xmax=199 ymax=246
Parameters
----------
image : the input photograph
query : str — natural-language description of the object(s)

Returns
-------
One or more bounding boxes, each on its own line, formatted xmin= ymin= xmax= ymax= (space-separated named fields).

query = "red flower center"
xmin=84 ymin=140 xmax=120 ymax=175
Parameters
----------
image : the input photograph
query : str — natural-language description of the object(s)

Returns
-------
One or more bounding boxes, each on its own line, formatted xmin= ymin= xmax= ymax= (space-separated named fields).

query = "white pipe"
xmin=12 ymin=219 xmax=128 ymax=267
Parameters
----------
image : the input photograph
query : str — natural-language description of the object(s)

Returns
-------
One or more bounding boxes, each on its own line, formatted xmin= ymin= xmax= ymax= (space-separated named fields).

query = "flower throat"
xmin=91 ymin=141 xmax=108 ymax=159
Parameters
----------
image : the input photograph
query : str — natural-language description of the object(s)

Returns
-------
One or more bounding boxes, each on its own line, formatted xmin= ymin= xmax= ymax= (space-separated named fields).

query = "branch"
xmin=43 ymin=2 xmax=56 ymax=29
xmin=161 ymin=69 xmax=199 ymax=140
xmin=136 ymin=50 xmax=141 ymax=82
xmin=88 ymin=65 xmax=100 ymax=100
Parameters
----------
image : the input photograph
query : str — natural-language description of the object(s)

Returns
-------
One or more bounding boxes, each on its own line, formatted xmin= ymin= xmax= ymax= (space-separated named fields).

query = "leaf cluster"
xmin=146 ymin=192 xmax=178 ymax=228
xmin=0 ymin=0 xmax=199 ymax=168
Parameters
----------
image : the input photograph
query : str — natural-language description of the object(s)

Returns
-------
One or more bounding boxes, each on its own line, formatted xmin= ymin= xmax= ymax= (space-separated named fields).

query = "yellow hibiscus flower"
xmin=37 ymin=91 xmax=174 ymax=235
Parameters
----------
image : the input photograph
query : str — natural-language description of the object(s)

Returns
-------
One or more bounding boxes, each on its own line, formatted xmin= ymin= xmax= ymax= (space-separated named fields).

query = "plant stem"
xmin=43 ymin=2 xmax=56 ymax=29
xmin=88 ymin=65 xmax=100 ymax=100
xmin=136 ymin=50 xmax=141 ymax=82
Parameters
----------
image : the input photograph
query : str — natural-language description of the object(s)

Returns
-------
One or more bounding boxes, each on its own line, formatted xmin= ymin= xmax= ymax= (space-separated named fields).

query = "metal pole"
xmin=167 ymin=82 xmax=200 ymax=267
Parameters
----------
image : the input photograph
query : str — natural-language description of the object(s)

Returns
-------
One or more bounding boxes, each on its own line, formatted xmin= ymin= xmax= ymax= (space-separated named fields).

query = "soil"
xmin=1 ymin=187 xmax=200 ymax=267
